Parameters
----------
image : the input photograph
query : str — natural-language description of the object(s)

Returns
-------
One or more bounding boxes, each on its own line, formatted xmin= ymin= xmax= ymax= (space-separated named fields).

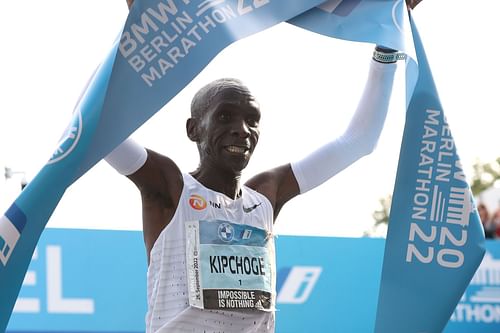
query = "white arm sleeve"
xmin=290 ymin=59 xmax=397 ymax=194
xmin=104 ymin=137 xmax=148 ymax=176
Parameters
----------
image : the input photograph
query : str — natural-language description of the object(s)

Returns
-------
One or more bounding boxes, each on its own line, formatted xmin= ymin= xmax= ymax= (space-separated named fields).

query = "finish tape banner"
xmin=0 ymin=0 xmax=484 ymax=332
xmin=374 ymin=14 xmax=486 ymax=333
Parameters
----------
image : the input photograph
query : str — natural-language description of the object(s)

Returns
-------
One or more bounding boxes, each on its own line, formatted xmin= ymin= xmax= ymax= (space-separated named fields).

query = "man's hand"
xmin=126 ymin=0 xmax=134 ymax=9
xmin=406 ymin=0 xmax=423 ymax=10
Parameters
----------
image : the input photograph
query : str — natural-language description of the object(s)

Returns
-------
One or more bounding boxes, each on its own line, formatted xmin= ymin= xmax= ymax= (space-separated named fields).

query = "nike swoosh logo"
xmin=243 ymin=202 xmax=262 ymax=213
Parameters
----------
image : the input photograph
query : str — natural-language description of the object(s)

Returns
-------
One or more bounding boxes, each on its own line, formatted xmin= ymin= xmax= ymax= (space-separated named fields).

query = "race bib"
xmin=185 ymin=220 xmax=275 ymax=311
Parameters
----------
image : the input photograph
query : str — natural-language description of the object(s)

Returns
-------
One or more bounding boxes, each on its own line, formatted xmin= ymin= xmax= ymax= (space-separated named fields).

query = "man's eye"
xmin=219 ymin=112 xmax=231 ymax=121
xmin=247 ymin=118 xmax=259 ymax=127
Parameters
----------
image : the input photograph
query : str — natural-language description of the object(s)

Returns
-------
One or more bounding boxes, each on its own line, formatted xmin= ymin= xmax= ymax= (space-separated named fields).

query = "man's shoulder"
xmin=128 ymin=148 xmax=183 ymax=197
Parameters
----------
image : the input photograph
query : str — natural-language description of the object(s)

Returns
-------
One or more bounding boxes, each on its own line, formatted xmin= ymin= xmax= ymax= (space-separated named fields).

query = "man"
xmin=106 ymin=1 xmax=422 ymax=332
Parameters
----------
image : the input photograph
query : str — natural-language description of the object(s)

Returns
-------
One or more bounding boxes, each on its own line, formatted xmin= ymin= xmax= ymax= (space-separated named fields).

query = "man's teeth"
xmin=226 ymin=146 xmax=247 ymax=153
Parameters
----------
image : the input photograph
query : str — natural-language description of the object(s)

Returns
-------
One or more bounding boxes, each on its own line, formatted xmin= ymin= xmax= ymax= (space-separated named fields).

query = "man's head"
xmin=186 ymin=78 xmax=261 ymax=173
xmin=190 ymin=78 xmax=256 ymax=117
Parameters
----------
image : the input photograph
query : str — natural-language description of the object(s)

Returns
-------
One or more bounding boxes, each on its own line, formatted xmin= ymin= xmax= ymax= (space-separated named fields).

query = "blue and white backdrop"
xmin=6 ymin=229 xmax=498 ymax=332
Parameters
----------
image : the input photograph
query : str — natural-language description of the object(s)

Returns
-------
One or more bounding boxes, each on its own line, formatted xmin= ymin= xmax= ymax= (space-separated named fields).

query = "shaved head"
xmin=190 ymin=78 xmax=256 ymax=118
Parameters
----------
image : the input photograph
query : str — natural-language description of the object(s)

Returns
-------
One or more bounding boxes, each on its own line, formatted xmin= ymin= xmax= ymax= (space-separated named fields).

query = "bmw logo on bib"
xmin=218 ymin=223 xmax=234 ymax=242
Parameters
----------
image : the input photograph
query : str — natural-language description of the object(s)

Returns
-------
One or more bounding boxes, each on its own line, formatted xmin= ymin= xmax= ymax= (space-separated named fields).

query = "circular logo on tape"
xmin=218 ymin=223 xmax=234 ymax=242
xmin=392 ymin=0 xmax=405 ymax=33
xmin=48 ymin=108 xmax=83 ymax=164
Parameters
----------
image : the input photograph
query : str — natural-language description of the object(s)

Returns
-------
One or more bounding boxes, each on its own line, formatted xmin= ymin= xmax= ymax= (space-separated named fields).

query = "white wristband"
xmin=105 ymin=138 xmax=147 ymax=175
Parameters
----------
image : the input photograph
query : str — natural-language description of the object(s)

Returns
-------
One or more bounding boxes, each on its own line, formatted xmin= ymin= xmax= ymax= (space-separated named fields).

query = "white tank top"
xmin=146 ymin=173 xmax=276 ymax=333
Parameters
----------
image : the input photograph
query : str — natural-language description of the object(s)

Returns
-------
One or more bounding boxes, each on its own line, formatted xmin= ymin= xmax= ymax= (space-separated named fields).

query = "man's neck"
xmin=190 ymin=167 xmax=242 ymax=199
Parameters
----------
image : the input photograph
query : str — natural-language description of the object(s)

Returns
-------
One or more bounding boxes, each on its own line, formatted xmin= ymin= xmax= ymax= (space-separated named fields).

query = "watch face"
xmin=48 ymin=107 xmax=83 ymax=165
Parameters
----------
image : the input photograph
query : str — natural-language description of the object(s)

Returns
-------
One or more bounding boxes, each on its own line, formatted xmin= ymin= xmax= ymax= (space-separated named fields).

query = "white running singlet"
xmin=146 ymin=173 xmax=276 ymax=333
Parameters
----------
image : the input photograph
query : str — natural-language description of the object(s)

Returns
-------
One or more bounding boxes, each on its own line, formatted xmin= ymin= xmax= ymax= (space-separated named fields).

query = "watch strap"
xmin=372 ymin=49 xmax=407 ymax=63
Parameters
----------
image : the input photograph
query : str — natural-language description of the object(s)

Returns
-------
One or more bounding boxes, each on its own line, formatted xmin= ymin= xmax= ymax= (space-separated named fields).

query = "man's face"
xmin=197 ymin=90 xmax=261 ymax=173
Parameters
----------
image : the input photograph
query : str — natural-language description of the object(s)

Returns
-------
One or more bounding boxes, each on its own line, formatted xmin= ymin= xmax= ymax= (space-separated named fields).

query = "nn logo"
xmin=189 ymin=194 xmax=207 ymax=210
xmin=0 ymin=204 xmax=27 ymax=266
xmin=276 ymin=266 xmax=322 ymax=304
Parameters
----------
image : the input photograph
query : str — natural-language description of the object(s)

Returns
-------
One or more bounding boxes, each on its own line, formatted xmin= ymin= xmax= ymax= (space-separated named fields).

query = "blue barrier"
xmin=7 ymin=228 xmax=500 ymax=332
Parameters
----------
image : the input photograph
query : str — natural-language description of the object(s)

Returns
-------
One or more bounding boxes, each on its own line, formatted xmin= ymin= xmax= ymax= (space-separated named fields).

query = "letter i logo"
xmin=276 ymin=266 xmax=322 ymax=304
xmin=0 ymin=204 xmax=27 ymax=266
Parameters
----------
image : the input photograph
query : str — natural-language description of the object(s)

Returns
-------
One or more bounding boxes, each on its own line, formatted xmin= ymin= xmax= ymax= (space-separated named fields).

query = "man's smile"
xmin=224 ymin=145 xmax=250 ymax=155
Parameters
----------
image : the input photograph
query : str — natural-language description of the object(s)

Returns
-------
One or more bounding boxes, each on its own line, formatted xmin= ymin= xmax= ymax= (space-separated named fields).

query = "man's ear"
xmin=186 ymin=118 xmax=199 ymax=142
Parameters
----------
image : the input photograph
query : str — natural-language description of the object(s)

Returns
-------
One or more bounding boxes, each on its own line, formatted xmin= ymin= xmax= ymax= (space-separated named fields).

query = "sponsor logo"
xmin=0 ymin=204 xmax=27 ymax=267
xmin=209 ymin=201 xmax=222 ymax=209
xmin=243 ymin=202 xmax=261 ymax=213
xmin=241 ymin=229 xmax=252 ymax=239
xmin=13 ymin=245 xmax=94 ymax=314
xmin=48 ymin=108 xmax=83 ymax=164
xmin=451 ymin=251 xmax=500 ymax=324
xmin=0 ymin=215 xmax=20 ymax=266
xmin=217 ymin=223 xmax=234 ymax=242
xmin=276 ymin=266 xmax=322 ymax=304
xmin=189 ymin=194 xmax=207 ymax=210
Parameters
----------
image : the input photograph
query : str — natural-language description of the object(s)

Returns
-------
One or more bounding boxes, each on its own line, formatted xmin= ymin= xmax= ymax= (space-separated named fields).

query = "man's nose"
xmin=231 ymin=120 xmax=251 ymax=138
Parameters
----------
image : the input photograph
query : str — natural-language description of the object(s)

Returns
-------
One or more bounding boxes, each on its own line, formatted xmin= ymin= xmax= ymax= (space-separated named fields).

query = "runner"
xmin=105 ymin=1 xmax=421 ymax=331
